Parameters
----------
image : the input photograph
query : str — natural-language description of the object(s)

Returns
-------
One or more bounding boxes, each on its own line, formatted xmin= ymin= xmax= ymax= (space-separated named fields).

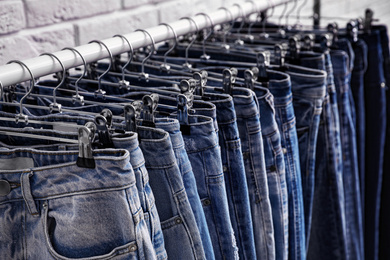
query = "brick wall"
xmin=0 ymin=0 xmax=388 ymax=66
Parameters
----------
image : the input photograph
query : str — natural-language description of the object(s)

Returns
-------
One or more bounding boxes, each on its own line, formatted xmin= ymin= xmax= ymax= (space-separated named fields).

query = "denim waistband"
xmin=0 ymin=148 xmax=132 ymax=203
xmin=298 ymin=51 xmax=326 ymax=70
xmin=351 ymin=39 xmax=368 ymax=73
xmin=232 ymin=87 xmax=259 ymax=118
xmin=279 ymin=63 xmax=327 ymax=99
xmin=267 ymin=70 xmax=293 ymax=106
xmin=203 ymin=92 xmax=236 ymax=125
xmin=136 ymin=126 xmax=176 ymax=169
xmin=192 ymin=100 xmax=218 ymax=133
xmin=154 ymin=117 xmax=185 ymax=150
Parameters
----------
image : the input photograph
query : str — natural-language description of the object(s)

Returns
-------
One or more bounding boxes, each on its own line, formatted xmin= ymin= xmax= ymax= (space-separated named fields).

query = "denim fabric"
xmin=0 ymin=112 xmax=168 ymax=259
xmin=267 ymin=70 xmax=306 ymax=260
xmin=377 ymin=24 xmax=390 ymax=260
xmin=181 ymin=115 xmax=239 ymax=260
xmin=299 ymin=52 xmax=348 ymax=260
xmin=137 ymin=126 xmax=206 ymax=260
xmin=361 ymin=29 xmax=387 ymax=260
xmin=333 ymin=40 xmax=364 ymax=260
xmin=347 ymin=39 xmax=368 ymax=210
xmin=254 ymin=86 xmax=288 ymax=260
xmin=0 ymin=148 xmax=157 ymax=260
xmin=272 ymin=64 xmax=326 ymax=251
xmin=154 ymin=118 xmax=215 ymax=260
xmin=233 ymin=86 xmax=275 ymax=260
xmin=201 ymin=90 xmax=257 ymax=260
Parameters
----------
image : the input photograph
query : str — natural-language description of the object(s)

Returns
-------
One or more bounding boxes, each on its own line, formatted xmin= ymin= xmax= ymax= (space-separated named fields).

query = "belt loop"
xmin=21 ymin=171 xmax=39 ymax=217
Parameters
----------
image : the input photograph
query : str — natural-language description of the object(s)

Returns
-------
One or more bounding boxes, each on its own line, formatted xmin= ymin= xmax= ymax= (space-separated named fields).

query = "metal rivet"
xmin=223 ymin=166 xmax=228 ymax=172
xmin=0 ymin=180 xmax=11 ymax=196
xmin=203 ymin=199 xmax=211 ymax=206
xmin=282 ymin=148 xmax=287 ymax=154
xmin=175 ymin=217 xmax=182 ymax=224
xmin=129 ymin=244 xmax=137 ymax=252
xmin=381 ymin=82 xmax=386 ymax=88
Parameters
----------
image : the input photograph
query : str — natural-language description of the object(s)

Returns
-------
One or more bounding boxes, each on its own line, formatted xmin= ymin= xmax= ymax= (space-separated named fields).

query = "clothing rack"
xmin=0 ymin=0 xmax=291 ymax=88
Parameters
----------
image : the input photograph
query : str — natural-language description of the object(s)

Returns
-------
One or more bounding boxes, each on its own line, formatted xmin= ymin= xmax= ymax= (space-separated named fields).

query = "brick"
xmin=0 ymin=1 xmax=25 ymax=34
xmin=24 ymin=0 xmax=121 ymax=28
xmin=75 ymin=5 xmax=159 ymax=45
xmin=123 ymin=0 xmax=152 ymax=9
xmin=0 ymin=23 xmax=76 ymax=65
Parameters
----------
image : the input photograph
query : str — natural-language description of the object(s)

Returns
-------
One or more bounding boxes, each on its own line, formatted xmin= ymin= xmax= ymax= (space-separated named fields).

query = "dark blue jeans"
xmin=266 ymin=70 xmax=306 ymax=260
xmin=254 ymin=86 xmax=289 ymax=260
xmin=361 ymin=29 xmax=387 ymax=260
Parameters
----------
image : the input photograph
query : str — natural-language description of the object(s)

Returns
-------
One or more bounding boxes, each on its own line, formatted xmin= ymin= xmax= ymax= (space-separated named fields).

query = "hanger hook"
xmin=195 ymin=12 xmax=215 ymax=60
xmin=180 ymin=16 xmax=199 ymax=68
xmin=285 ymin=0 xmax=298 ymax=27
xmin=88 ymin=40 xmax=113 ymax=97
xmin=159 ymin=23 xmax=178 ymax=71
xmin=278 ymin=2 xmax=289 ymax=30
xmin=62 ymin=47 xmax=86 ymax=105
xmin=113 ymin=34 xmax=134 ymax=86
xmin=6 ymin=60 xmax=35 ymax=123
xmin=135 ymin=29 xmax=156 ymax=78
xmin=219 ymin=7 xmax=234 ymax=48
xmin=233 ymin=3 xmax=246 ymax=35
xmin=39 ymin=52 xmax=65 ymax=112
xmin=245 ymin=0 xmax=260 ymax=35
xmin=295 ymin=0 xmax=308 ymax=26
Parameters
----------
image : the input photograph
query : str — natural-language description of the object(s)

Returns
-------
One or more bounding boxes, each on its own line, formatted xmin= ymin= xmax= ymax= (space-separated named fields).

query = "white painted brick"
xmin=0 ymin=24 xmax=75 ymax=65
xmin=75 ymin=5 xmax=159 ymax=45
xmin=157 ymin=0 xmax=223 ymax=24
xmin=24 ymin=0 xmax=122 ymax=28
xmin=0 ymin=1 xmax=25 ymax=34
xmin=123 ymin=0 xmax=151 ymax=9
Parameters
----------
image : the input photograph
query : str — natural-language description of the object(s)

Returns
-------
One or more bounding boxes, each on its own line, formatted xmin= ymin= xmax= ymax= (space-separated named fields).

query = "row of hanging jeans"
xmin=0 ymin=8 xmax=389 ymax=260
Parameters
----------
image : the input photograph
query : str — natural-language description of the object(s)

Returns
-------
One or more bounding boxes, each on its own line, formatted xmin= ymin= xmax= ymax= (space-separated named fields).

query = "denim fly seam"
xmin=0 ymin=148 xmax=157 ymax=260
xmin=181 ymin=115 xmax=239 ymax=260
xmin=299 ymin=52 xmax=348 ymax=260
xmin=154 ymin=117 xmax=215 ymax=260
xmin=233 ymin=86 xmax=276 ymax=260
xmin=281 ymin=64 xmax=326 ymax=251
xmin=202 ymin=90 xmax=257 ymax=260
xmin=266 ymin=70 xmax=306 ymax=260
xmin=137 ymin=126 xmax=206 ymax=260
xmin=332 ymin=43 xmax=364 ymax=260
xmin=255 ymin=86 xmax=289 ymax=260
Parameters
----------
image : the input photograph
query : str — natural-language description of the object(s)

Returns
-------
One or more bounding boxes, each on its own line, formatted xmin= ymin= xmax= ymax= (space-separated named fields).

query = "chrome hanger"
xmin=88 ymin=40 xmax=113 ymax=98
xmin=135 ymin=29 xmax=156 ymax=81
xmin=113 ymin=34 xmax=133 ymax=89
xmin=180 ymin=16 xmax=200 ymax=70
xmin=195 ymin=12 xmax=215 ymax=60
xmin=39 ymin=52 xmax=66 ymax=113
xmin=159 ymin=22 xmax=178 ymax=72
xmin=62 ymin=47 xmax=86 ymax=105
xmin=218 ymin=7 xmax=234 ymax=49
xmin=6 ymin=60 xmax=36 ymax=123
xmin=285 ymin=0 xmax=298 ymax=28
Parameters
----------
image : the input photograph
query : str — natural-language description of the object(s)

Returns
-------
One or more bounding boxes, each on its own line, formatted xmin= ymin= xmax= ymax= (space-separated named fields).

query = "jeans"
xmin=361 ymin=29 xmax=387 ymax=260
xmin=182 ymin=115 xmax=239 ymax=260
xmin=272 ymin=64 xmax=326 ymax=251
xmin=267 ymin=70 xmax=306 ymax=260
xmin=333 ymin=40 xmax=364 ymax=260
xmin=154 ymin=118 xmax=215 ymax=260
xmin=233 ymin=86 xmax=275 ymax=260
xmin=254 ymin=86 xmax=289 ymax=260
xmin=137 ymin=126 xmax=206 ymax=260
xmin=0 ymin=148 xmax=157 ymax=260
xmin=201 ymin=90 xmax=257 ymax=260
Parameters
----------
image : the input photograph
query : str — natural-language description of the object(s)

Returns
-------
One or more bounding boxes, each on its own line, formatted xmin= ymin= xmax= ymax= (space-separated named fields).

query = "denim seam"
xmin=144 ymin=161 xmax=176 ymax=169
xmin=185 ymin=144 xmax=219 ymax=155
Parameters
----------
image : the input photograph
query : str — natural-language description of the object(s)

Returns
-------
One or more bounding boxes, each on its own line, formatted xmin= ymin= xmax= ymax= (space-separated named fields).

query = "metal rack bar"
xmin=0 ymin=0 xmax=290 ymax=87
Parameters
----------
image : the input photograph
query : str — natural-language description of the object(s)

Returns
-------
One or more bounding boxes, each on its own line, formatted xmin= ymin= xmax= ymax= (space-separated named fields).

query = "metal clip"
xmin=302 ymin=34 xmax=314 ymax=51
xmin=94 ymin=88 xmax=106 ymax=99
xmin=244 ymin=67 xmax=259 ymax=90
xmin=274 ymin=44 xmax=286 ymax=67
xmin=94 ymin=114 xmax=113 ymax=148
xmin=118 ymin=80 xmax=130 ymax=91
xmin=15 ymin=113 xmax=28 ymax=124
xmin=49 ymin=102 xmax=62 ymax=113
xmin=222 ymin=68 xmax=237 ymax=95
xmin=72 ymin=94 xmax=84 ymax=105
xmin=141 ymin=94 xmax=159 ymax=127
xmin=76 ymin=124 xmax=96 ymax=169
xmin=257 ymin=51 xmax=270 ymax=82
xmin=346 ymin=20 xmax=359 ymax=43
xmin=124 ymin=104 xmax=137 ymax=132
xmin=177 ymin=94 xmax=189 ymax=125
xmin=327 ymin=22 xmax=339 ymax=45
xmin=320 ymin=33 xmax=332 ymax=52
xmin=100 ymin=108 xmax=113 ymax=128
xmin=193 ymin=70 xmax=208 ymax=96
xmin=288 ymin=36 xmax=300 ymax=61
